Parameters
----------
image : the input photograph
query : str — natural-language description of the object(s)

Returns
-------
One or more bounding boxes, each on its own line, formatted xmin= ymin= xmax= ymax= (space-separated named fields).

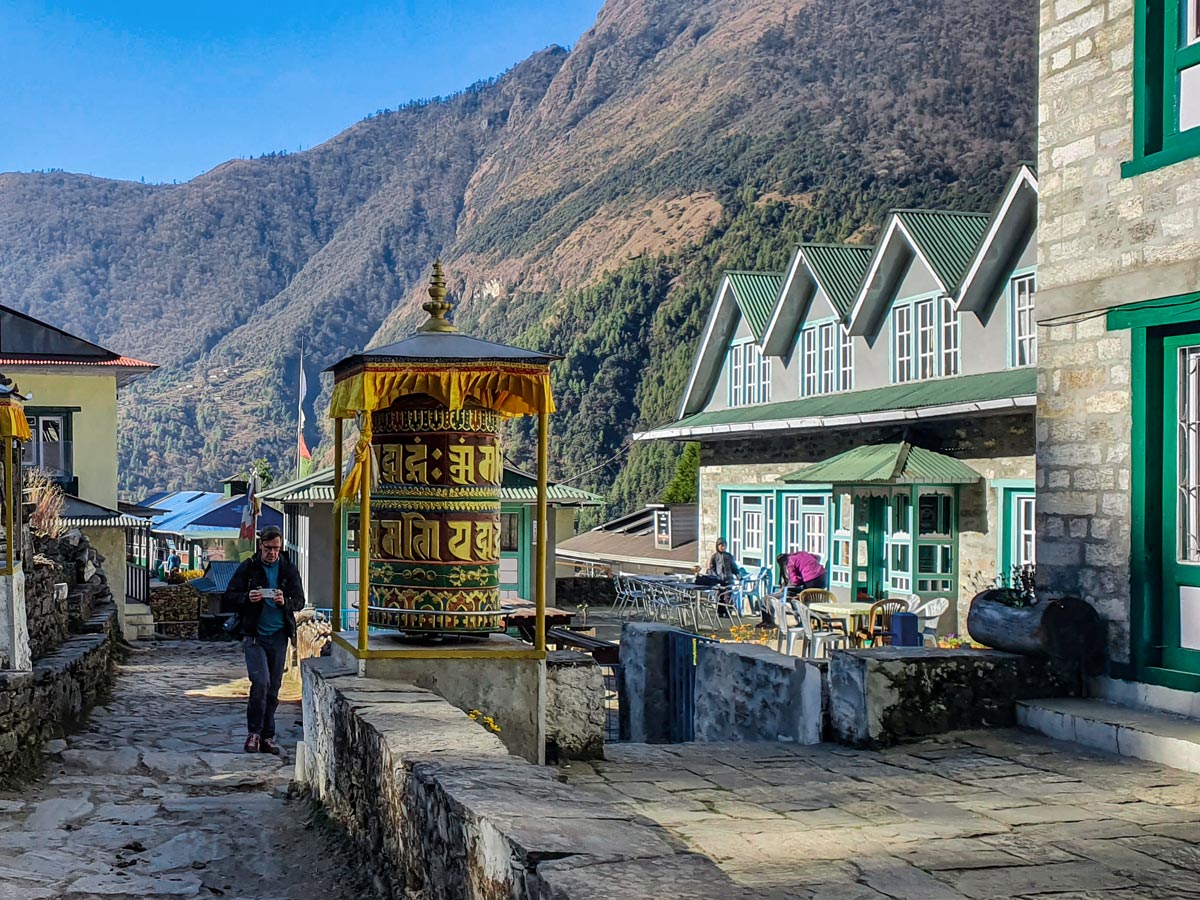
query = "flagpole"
xmin=296 ymin=341 xmax=305 ymax=481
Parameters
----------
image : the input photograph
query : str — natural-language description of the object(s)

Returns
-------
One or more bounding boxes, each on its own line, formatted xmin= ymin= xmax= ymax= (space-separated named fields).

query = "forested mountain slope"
xmin=0 ymin=0 xmax=1036 ymax=508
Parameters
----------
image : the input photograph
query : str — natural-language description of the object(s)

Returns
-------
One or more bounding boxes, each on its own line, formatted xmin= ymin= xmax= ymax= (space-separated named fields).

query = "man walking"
xmin=224 ymin=525 xmax=305 ymax=754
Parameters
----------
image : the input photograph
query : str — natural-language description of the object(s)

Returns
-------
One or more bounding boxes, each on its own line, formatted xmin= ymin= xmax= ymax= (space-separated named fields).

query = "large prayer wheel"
xmin=367 ymin=398 xmax=504 ymax=634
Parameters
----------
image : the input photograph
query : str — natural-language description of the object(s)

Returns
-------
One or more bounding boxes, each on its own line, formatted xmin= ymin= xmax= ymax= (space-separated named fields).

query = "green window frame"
xmin=1124 ymin=0 xmax=1200 ymax=176
xmin=727 ymin=338 xmax=771 ymax=407
xmin=720 ymin=486 xmax=832 ymax=574
xmin=797 ymin=318 xmax=854 ymax=397
xmin=1007 ymin=270 xmax=1038 ymax=369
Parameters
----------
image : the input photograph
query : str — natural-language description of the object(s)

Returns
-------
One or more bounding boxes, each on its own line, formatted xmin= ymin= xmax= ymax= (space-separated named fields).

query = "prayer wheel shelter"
xmin=0 ymin=385 xmax=31 ymax=672
xmin=323 ymin=263 xmax=559 ymax=673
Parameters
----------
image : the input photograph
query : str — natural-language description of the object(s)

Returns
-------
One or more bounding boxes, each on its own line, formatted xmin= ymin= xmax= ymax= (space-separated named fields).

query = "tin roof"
xmin=260 ymin=465 xmax=603 ymax=506
xmin=190 ymin=560 xmax=242 ymax=594
xmin=782 ymin=442 xmax=982 ymax=485
xmin=145 ymin=490 xmax=281 ymax=538
xmin=724 ymin=271 xmax=785 ymax=342
xmin=800 ymin=245 xmax=875 ymax=316
xmin=60 ymin=494 xmax=150 ymax=529
xmin=894 ymin=210 xmax=991 ymax=293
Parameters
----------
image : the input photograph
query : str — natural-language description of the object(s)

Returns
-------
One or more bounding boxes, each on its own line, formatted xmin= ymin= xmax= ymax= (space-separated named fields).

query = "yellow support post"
xmin=535 ymin=411 xmax=548 ymax=653
xmin=3 ymin=441 xmax=13 ymax=575
xmin=331 ymin=417 xmax=343 ymax=635
xmin=357 ymin=428 xmax=372 ymax=655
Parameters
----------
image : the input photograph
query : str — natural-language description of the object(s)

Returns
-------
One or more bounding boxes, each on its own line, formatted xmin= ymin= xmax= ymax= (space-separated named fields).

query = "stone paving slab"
xmin=0 ymin=641 xmax=370 ymax=899
xmin=560 ymin=730 xmax=1200 ymax=898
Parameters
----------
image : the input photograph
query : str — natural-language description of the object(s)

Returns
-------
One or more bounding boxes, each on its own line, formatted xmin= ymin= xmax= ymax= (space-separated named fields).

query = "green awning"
xmin=783 ymin=442 xmax=982 ymax=485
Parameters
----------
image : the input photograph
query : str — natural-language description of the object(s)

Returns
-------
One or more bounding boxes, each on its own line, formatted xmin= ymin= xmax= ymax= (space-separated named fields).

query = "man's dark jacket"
xmin=224 ymin=552 xmax=306 ymax=638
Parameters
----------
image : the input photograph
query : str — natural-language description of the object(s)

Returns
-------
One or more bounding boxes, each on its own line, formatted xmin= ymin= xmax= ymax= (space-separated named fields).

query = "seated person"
xmin=704 ymin=538 xmax=738 ymax=617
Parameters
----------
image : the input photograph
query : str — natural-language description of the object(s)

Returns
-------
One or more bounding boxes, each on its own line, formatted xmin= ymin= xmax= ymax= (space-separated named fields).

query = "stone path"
xmin=0 ymin=642 xmax=371 ymax=900
xmin=562 ymin=730 xmax=1200 ymax=899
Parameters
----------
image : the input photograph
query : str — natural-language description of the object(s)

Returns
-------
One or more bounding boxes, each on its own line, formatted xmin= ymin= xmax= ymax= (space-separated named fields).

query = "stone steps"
xmin=1017 ymin=697 xmax=1200 ymax=773
xmin=123 ymin=601 xmax=156 ymax=641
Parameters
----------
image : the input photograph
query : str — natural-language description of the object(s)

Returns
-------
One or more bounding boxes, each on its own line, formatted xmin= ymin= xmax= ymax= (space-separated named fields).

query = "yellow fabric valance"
xmin=328 ymin=362 xmax=555 ymax=421
xmin=0 ymin=400 xmax=30 ymax=442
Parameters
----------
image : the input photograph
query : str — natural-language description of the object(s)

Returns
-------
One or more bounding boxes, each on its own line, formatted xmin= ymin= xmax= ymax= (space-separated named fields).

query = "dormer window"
xmin=727 ymin=341 xmax=771 ymax=407
xmin=799 ymin=321 xmax=853 ymax=397
xmin=892 ymin=297 xmax=959 ymax=383
xmin=1009 ymin=273 xmax=1037 ymax=367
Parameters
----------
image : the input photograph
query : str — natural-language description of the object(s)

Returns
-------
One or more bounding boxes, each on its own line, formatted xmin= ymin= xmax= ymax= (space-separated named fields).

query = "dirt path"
xmin=0 ymin=641 xmax=372 ymax=900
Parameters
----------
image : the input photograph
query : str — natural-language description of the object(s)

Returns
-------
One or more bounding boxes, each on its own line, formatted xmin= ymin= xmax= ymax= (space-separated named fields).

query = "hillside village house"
xmin=636 ymin=169 xmax=1039 ymax=635
xmin=260 ymin=465 xmax=601 ymax=613
xmin=1036 ymin=0 xmax=1200 ymax=697
xmin=0 ymin=304 xmax=157 ymax=640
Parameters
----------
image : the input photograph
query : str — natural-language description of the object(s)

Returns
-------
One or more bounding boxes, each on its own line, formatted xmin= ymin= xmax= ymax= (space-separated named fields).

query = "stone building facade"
xmin=1037 ymin=0 xmax=1200 ymax=689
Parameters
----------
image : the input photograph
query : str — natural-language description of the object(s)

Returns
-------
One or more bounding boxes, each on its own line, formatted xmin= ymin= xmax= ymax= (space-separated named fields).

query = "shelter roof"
xmin=782 ymin=442 xmax=982 ymax=485
xmin=638 ymin=368 xmax=1036 ymax=441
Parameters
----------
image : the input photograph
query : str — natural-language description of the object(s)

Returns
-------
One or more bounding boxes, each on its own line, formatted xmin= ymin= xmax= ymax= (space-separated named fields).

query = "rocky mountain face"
xmin=0 ymin=0 xmax=1036 ymax=509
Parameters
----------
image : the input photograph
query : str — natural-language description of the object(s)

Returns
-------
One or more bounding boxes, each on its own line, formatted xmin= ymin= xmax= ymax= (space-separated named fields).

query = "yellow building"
xmin=0 ymin=305 xmax=156 ymax=507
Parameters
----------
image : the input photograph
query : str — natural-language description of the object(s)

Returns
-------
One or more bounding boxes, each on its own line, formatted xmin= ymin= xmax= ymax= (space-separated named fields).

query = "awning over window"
xmin=782 ymin=442 xmax=982 ymax=486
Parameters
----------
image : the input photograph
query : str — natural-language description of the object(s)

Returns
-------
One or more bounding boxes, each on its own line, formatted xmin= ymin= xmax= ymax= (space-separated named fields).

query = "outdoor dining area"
xmin=608 ymin=568 xmax=950 ymax=660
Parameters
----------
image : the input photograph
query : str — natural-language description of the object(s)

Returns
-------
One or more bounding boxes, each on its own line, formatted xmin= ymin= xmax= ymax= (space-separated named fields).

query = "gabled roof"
xmin=259 ymin=465 xmax=603 ymax=507
xmin=146 ymin=490 xmax=281 ymax=539
xmin=763 ymin=245 xmax=873 ymax=355
xmin=191 ymin=560 xmax=242 ymax=595
xmin=725 ymin=271 xmax=784 ymax=342
xmin=956 ymin=166 xmax=1038 ymax=315
xmin=848 ymin=211 xmax=989 ymax=336
xmin=556 ymin=504 xmax=699 ymax=571
xmin=0 ymin=305 xmax=157 ymax=387
xmin=677 ymin=270 xmax=784 ymax=418
xmin=638 ymin=368 xmax=1036 ymax=441
xmin=782 ymin=442 xmax=982 ymax=485
xmin=60 ymin=494 xmax=150 ymax=529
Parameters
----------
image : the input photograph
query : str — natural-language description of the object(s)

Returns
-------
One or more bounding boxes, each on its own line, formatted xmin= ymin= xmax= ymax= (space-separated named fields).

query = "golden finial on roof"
xmin=418 ymin=259 xmax=457 ymax=333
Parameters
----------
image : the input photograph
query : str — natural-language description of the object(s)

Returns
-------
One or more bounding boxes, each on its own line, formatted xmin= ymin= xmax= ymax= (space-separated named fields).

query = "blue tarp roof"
xmin=191 ymin=560 xmax=243 ymax=594
xmin=143 ymin=490 xmax=281 ymax=539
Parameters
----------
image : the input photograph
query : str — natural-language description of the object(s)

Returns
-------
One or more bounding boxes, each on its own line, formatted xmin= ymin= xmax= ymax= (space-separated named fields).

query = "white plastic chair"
xmin=792 ymin=601 xmax=849 ymax=659
xmin=911 ymin=597 xmax=950 ymax=646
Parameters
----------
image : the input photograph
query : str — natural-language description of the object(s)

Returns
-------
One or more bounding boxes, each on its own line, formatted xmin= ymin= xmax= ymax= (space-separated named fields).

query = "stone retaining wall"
xmin=545 ymin=650 xmax=605 ymax=761
xmin=25 ymin=560 xmax=68 ymax=661
xmin=829 ymin=647 xmax=1078 ymax=748
xmin=0 ymin=603 xmax=119 ymax=785
xmin=299 ymin=658 xmax=750 ymax=900
xmin=694 ymin=641 xmax=823 ymax=744
xmin=149 ymin=583 xmax=202 ymax=638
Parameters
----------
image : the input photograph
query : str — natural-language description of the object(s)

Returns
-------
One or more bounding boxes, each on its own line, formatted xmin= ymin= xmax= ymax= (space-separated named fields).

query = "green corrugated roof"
xmin=782 ymin=442 xmax=982 ymax=485
xmin=895 ymin=210 xmax=991 ymax=291
xmin=725 ymin=271 xmax=784 ymax=341
xmin=657 ymin=368 xmax=1036 ymax=432
xmin=260 ymin=466 xmax=603 ymax=505
xmin=801 ymin=244 xmax=874 ymax=316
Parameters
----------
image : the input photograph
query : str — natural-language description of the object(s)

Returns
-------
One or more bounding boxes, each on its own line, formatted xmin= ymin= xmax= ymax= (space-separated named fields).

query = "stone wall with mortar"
xmin=1036 ymin=0 xmax=1200 ymax=323
xmin=299 ymin=658 xmax=755 ymax=900
xmin=699 ymin=412 xmax=1035 ymax=635
xmin=620 ymin=622 xmax=671 ymax=743
xmin=1036 ymin=317 xmax=1133 ymax=661
xmin=544 ymin=650 xmax=605 ymax=761
xmin=0 ymin=603 xmax=119 ymax=785
xmin=25 ymin=560 xmax=69 ymax=661
xmin=829 ymin=647 xmax=1077 ymax=748
xmin=694 ymin=641 xmax=824 ymax=744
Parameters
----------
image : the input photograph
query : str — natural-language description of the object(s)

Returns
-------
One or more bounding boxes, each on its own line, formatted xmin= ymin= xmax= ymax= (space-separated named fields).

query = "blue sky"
xmin=0 ymin=1 xmax=602 ymax=184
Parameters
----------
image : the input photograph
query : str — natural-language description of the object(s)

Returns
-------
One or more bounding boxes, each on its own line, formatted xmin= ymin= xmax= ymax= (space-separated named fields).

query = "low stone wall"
xmin=545 ymin=650 xmax=605 ymax=761
xmin=300 ymin=658 xmax=745 ymax=900
xmin=555 ymin=576 xmax=616 ymax=607
xmin=694 ymin=641 xmax=823 ymax=744
xmin=829 ymin=647 xmax=1078 ymax=748
xmin=0 ymin=603 xmax=119 ymax=785
xmin=25 ymin=560 xmax=69 ymax=661
xmin=66 ymin=585 xmax=96 ymax=634
xmin=148 ymin=583 xmax=202 ymax=638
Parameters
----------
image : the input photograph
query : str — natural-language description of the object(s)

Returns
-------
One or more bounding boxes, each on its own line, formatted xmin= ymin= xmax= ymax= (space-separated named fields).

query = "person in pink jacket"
xmin=779 ymin=551 xmax=827 ymax=592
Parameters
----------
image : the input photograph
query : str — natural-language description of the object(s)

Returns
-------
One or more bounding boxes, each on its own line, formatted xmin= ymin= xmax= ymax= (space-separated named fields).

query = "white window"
xmin=839 ymin=326 xmax=854 ymax=391
xmin=893 ymin=305 xmax=913 ymax=383
xmin=784 ymin=494 xmax=828 ymax=562
xmin=727 ymin=342 xmax=770 ymax=407
xmin=1179 ymin=347 xmax=1200 ymax=562
xmin=22 ymin=414 xmax=68 ymax=478
xmin=942 ymin=296 xmax=960 ymax=377
xmin=1011 ymin=274 xmax=1037 ymax=367
xmin=802 ymin=328 xmax=819 ymax=397
xmin=729 ymin=344 xmax=743 ymax=405
xmin=1016 ymin=495 xmax=1036 ymax=567
xmin=819 ymin=322 xmax=836 ymax=394
xmin=1189 ymin=0 xmax=1200 ymax=44
xmin=916 ymin=298 xmax=937 ymax=380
